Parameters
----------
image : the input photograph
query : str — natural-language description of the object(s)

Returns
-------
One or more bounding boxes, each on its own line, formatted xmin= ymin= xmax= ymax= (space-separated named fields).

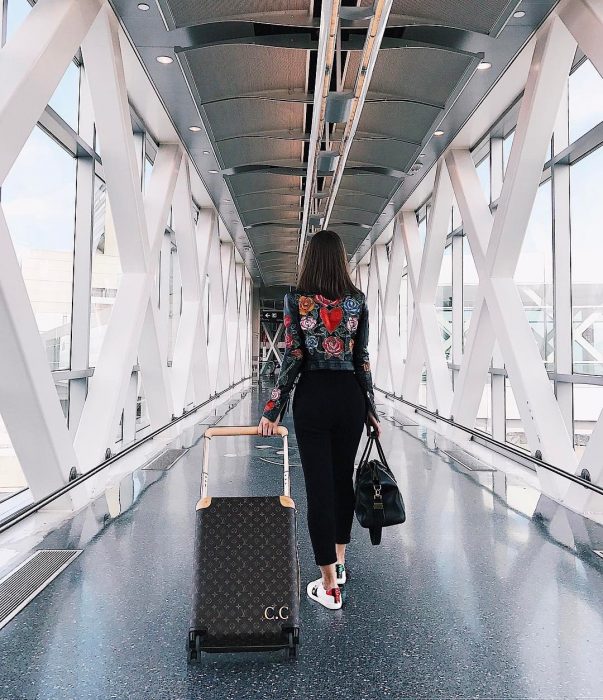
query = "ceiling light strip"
xmin=323 ymin=0 xmax=394 ymax=228
xmin=298 ymin=0 xmax=342 ymax=265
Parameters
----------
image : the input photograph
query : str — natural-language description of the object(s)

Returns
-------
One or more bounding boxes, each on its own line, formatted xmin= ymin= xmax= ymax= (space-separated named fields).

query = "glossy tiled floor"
xmin=1 ymin=383 xmax=603 ymax=700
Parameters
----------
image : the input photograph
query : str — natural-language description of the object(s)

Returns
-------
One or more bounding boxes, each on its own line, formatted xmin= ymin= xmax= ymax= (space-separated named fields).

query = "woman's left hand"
xmin=258 ymin=416 xmax=279 ymax=436
xmin=366 ymin=412 xmax=381 ymax=438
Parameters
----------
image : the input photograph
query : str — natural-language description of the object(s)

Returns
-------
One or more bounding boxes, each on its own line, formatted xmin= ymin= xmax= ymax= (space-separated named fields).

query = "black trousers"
xmin=293 ymin=370 xmax=366 ymax=566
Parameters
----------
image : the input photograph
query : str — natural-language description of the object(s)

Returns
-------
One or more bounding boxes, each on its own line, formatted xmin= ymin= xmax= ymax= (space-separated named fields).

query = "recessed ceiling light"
xmin=156 ymin=55 xmax=173 ymax=64
xmin=223 ymin=199 xmax=232 ymax=203
xmin=434 ymin=130 xmax=444 ymax=137
xmin=478 ymin=61 xmax=492 ymax=70
xmin=208 ymin=169 xmax=219 ymax=174
xmin=202 ymin=150 xmax=210 ymax=155
xmin=513 ymin=10 xmax=526 ymax=18
xmin=420 ymin=152 xmax=426 ymax=157
xmin=137 ymin=2 xmax=150 ymax=9
xmin=189 ymin=126 xmax=201 ymax=132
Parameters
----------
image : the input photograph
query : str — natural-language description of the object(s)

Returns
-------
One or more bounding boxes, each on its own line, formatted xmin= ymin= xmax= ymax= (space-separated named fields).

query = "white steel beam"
xmin=400 ymin=160 xmax=454 ymax=417
xmin=0 ymin=206 xmax=78 ymax=499
xmin=0 ymin=0 xmax=101 ymax=184
xmin=75 ymin=9 xmax=181 ymax=470
xmin=443 ymin=17 xmax=578 ymax=497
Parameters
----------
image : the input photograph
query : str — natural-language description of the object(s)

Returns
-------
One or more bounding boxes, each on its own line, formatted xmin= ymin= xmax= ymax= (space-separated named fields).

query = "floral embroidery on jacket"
xmin=262 ymin=291 xmax=377 ymax=422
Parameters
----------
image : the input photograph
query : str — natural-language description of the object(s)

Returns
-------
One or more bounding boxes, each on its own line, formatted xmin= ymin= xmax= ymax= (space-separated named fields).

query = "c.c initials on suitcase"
xmin=188 ymin=425 xmax=301 ymax=661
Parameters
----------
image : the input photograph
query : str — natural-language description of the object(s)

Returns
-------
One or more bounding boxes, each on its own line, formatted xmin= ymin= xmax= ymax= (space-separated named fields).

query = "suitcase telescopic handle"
xmin=201 ymin=425 xmax=290 ymax=498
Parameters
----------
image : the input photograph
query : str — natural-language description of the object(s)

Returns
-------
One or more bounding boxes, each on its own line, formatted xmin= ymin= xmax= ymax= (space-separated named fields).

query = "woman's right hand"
xmin=366 ymin=412 xmax=381 ymax=438
xmin=258 ymin=416 xmax=279 ymax=436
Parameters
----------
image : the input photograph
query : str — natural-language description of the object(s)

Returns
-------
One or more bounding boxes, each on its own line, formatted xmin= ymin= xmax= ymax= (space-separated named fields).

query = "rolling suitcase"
xmin=188 ymin=425 xmax=300 ymax=661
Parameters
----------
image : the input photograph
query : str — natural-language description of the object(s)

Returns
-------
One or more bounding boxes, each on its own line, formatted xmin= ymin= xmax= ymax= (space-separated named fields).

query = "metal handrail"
xmin=0 ymin=378 xmax=251 ymax=535
xmin=376 ymin=387 xmax=603 ymax=498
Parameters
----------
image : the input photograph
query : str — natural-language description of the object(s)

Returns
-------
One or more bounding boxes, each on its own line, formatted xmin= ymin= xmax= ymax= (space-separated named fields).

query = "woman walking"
xmin=258 ymin=229 xmax=380 ymax=610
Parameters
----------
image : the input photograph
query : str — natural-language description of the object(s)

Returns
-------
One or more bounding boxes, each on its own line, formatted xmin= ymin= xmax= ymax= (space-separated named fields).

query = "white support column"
xmin=443 ymin=16 xmax=579 ymax=497
xmin=365 ymin=246 xmax=382 ymax=370
xmin=171 ymin=160 xmax=205 ymax=414
xmin=0 ymin=207 xmax=78 ymax=499
xmin=0 ymin=0 xmax=101 ymax=183
xmin=75 ymin=9 xmax=181 ymax=470
xmin=400 ymin=161 xmax=454 ymax=416
xmin=207 ymin=229 xmax=229 ymax=393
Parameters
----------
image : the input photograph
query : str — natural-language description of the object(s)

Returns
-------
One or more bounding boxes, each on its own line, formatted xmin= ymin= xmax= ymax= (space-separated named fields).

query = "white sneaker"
xmin=306 ymin=578 xmax=342 ymax=610
xmin=335 ymin=563 xmax=347 ymax=585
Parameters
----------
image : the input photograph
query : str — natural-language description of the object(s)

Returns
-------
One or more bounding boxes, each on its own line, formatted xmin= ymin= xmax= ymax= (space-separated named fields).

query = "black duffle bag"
xmin=354 ymin=432 xmax=406 ymax=545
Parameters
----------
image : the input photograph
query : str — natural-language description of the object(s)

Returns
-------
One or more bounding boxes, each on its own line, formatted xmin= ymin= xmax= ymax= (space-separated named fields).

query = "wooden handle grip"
xmin=204 ymin=425 xmax=288 ymax=438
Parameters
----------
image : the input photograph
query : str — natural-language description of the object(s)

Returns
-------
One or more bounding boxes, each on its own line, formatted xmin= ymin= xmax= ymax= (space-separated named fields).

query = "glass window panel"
xmin=505 ymin=379 xmax=528 ymax=451
xmin=49 ymin=62 xmax=80 ymax=132
xmin=54 ymin=380 xmax=69 ymax=421
xmin=435 ymin=245 xmax=452 ymax=360
xmin=503 ymin=131 xmax=514 ymax=173
xmin=90 ymin=176 xmax=122 ymax=366
xmin=0 ymin=414 xmax=28 ymax=499
xmin=418 ymin=365 xmax=427 ymax=407
xmin=573 ymin=384 xmax=603 ymax=458
xmin=2 ymin=127 xmax=76 ymax=370
xmin=475 ymin=378 xmax=492 ymax=434
xmin=144 ymin=157 xmax=153 ymax=194
xmin=5 ymin=0 xmax=31 ymax=42
xmin=462 ymin=235 xmax=479 ymax=347
xmin=569 ymin=60 xmax=603 ymax=144
xmin=417 ymin=214 xmax=427 ymax=249
xmin=136 ymin=374 xmax=150 ymax=433
xmin=169 ymin=249 xmax=182 ymax=364
xmin=398 ymin=274 xmax=408 ymax=360
xmin=476 ymin=155 xmax=491 ymax=203
xmin=514 ymin=181 xmax=554 ymax=368
xmin=570 ymin=146 xmax=603 ymax=375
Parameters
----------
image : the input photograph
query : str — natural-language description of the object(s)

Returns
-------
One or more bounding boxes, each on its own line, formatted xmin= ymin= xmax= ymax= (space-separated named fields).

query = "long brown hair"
xmin=297 ymin=229 xmax=360 ymax=299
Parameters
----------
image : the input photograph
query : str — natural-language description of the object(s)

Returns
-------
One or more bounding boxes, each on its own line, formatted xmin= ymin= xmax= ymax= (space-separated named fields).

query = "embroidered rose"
xmin=264 ymin=400 xmax=276 ymax=412
xmin=349 ymin=339 xmax=355 ymax=352
xmin=284 ymin=314 xmax=292 ymax=328
xmin=315 ymin=294 xmax=341 ymax=307
xmin=291 ymin=348 xmax=303 ymax=359
xmin=343 ymin=297 xmax=361 ymax=315
xmin=305 ymin=335 xmax=319 ymax=352
xmin=323 ymin=336 xmax=344 ymax=358
xmin=346 ymin=316 xmax=358 ymax=332
xmin=300 ymin=315 xmax=317 ymax=331
xmin=362 ymin=361 xmax=371 ymax=372
xmin=271 ymin=388 xmax=281 ymax=400
xmin=298 ymin=296 xmax=315 ymax=315
xmin=285 ymin=331 xmax=293 ymax=349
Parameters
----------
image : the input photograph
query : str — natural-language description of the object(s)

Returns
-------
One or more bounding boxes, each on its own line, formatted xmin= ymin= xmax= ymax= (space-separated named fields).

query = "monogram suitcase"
xmin=188 ymin=425 xmax=300 ymax=661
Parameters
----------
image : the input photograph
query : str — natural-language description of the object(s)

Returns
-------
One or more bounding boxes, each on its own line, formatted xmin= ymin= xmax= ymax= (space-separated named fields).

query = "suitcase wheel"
xmin=188 ymin=631 xmax=204 ymax=662
xmin=286 ymin=627 xmax=300 ymax=659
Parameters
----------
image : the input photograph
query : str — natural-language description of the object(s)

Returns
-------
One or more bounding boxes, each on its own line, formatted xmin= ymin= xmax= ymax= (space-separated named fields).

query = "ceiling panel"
xmin=227 ymin=173 xmax=301 ymax=196
xmin=205 ymin=100 xmax=306 ymax=141
xmin=347 ymin=139 xmax=418 ymax=173
xmin=345 ymin=47 xmax=475 ymax=106
xmin=216 ymin=136 xmax=303 ymax=169
xmin=160 ymin=0 xmax=310 ymax=29
xmin=184 ymin=45 xmax=308 ymax=104
xmin=237 ymin=192 xmax=302 ymax=211
xmin=361 ymin=0 xmax=519 ymax=35
xmin=356 ymin=102 xmax=441 ymax=142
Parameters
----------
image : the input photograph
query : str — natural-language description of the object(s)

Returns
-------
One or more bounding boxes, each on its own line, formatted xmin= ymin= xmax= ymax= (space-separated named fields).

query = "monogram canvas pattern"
xmin=190 ymin=496 xmax=300 ymax=648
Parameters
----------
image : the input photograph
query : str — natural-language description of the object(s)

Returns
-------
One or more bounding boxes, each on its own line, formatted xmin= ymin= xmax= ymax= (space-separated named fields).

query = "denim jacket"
xmin=262 ymin=291 xmax=377 ymax=422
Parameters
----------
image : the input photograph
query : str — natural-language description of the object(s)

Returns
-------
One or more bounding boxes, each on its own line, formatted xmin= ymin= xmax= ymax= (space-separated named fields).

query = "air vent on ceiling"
xmin=0 ymin=550 xmax=82 ymax=630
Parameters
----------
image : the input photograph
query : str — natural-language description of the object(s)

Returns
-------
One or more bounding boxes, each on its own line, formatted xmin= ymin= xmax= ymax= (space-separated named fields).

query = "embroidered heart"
xmin=320 ymin=306 xmax=343 ymax=333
